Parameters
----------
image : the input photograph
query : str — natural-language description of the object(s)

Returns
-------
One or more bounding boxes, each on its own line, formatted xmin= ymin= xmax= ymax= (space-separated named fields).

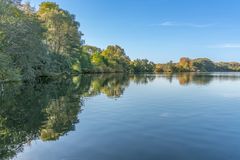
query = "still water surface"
xmin=1 ymin=73 xmax=240 ymax=160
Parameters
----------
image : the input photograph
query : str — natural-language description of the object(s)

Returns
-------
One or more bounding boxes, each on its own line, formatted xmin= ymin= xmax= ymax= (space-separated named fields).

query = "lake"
xmin=1 ymin=73 xmax=240 ymax=160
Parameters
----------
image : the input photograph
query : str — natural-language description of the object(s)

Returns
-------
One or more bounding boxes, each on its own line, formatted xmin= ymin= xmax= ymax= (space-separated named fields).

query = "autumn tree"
xmin=178 ymin=57 xmax=192 ymax=71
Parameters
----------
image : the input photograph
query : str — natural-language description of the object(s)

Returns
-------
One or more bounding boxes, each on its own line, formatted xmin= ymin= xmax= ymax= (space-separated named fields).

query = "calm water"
xmin=1 ymin=73 xmax=240 ymax=160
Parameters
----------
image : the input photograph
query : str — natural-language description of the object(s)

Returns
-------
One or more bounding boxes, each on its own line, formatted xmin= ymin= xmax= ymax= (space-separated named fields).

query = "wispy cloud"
xmin=208 ymin=43 xmax=240 ymax=48
xmin=151 ymin=21 xmax=213 ymax=28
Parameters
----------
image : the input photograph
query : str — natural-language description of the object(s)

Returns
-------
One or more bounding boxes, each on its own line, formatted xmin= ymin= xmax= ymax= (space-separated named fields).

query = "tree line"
xmin=155 ymin=57 xmax=240 ymax=73
xmin=0 ymin=0 xmax=240 ymax=82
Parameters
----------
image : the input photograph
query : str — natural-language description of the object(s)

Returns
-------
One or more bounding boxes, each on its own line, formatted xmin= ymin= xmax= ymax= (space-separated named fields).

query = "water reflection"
xmin=0 ymin=73 xmax=240 ymax=159
xmin=160 ymin=72 xmax=240 ymax=85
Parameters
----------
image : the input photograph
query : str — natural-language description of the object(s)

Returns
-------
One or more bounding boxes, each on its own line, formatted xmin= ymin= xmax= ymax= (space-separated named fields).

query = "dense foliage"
xmin=131 ymin=59 xmax=155 ymax=73
xmin=0 ymin=0 xmax=240 ymax=82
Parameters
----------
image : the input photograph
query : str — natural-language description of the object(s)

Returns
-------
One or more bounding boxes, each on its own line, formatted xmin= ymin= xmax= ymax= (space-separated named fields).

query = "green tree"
xmin=131 ymin=59 xmax=155 ymax=73
xmin=0 ymin=0 xmax=48 ymax=81
xmin=101 ymin=45 xmax=131 ymax=72
xmin=90 ymin=52 xmax=109 ymax=72
xmin=37 ymin=2 xmax=85 ymax=75
xmin=37 ymin=2 xmax=83 ymax=56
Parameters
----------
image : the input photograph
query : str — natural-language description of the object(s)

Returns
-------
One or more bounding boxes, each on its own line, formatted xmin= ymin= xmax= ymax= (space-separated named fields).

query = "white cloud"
xmin=151 ymin=21 xmax=213 ymax=28
xmin=208 ymin=43 xmax=240 ymax=48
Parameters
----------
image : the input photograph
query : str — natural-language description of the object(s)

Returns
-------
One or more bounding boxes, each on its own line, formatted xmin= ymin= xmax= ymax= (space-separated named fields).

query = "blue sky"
xmin=24 ymin=0 xmax=240 ymax=63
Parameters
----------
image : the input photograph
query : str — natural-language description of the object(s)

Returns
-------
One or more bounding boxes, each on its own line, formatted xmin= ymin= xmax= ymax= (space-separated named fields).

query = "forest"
xmin=1 ymin=0 xmax=240 ymax=82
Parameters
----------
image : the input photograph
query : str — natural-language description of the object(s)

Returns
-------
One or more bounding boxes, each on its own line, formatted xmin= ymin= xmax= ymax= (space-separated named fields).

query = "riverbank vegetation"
xmin=156 ymin=58 xmax=240 ymax=73
xmin=1 ymin=0 xmax=240 ymax=82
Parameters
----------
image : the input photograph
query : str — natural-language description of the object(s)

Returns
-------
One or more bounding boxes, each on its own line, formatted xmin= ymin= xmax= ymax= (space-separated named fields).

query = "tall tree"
xmin=0 ymin=0 xmax=48 ymax=81
xmin=37 ymin=2 xmax=83 ymax=56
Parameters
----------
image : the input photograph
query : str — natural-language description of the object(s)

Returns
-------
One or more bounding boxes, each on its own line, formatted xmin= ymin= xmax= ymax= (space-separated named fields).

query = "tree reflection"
xmin=87 ymin=74 xmax=130 ymax=98
xmin=40 ymin=96 xmax=82 ymax=141
xmin=0 ymin=82 xmax=50 ymax=159
xmin=175 ymin=73 xmax=240 ymax=85
xmin=1 ymin=73 xmax=240 ymax=159
xmin=131 ymin=74 xmax=156 ymax=85
xmin=176 ymin=73 xmax=213 ymax=85
xmin=0 ymin=74 xmax=132 ymax=159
